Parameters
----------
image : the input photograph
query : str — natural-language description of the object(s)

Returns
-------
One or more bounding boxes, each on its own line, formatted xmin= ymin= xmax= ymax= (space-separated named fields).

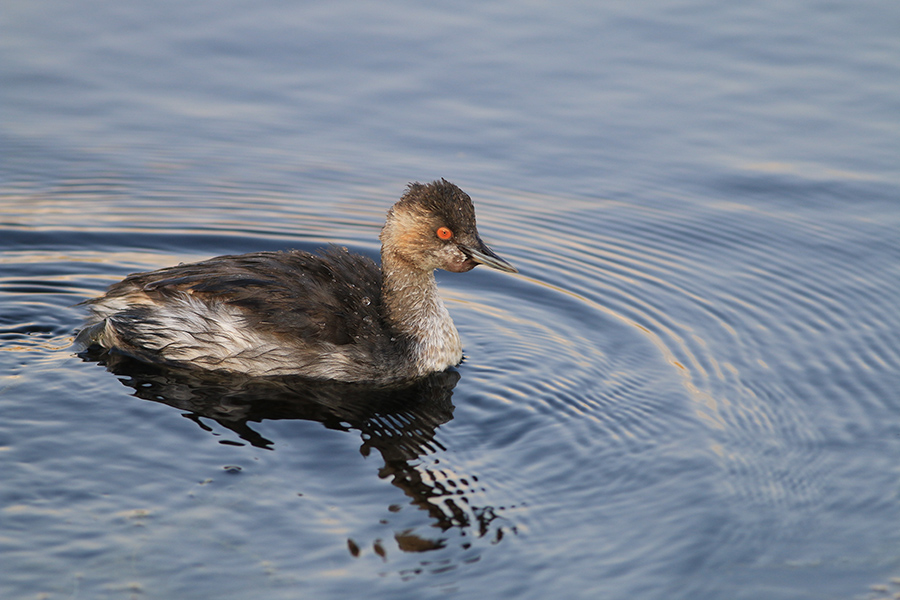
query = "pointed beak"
xmin=459 ymin=238 xmax=518 ymax=273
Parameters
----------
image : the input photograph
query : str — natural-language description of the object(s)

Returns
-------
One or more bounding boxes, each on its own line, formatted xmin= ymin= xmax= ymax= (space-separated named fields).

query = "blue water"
xmin=2 ymin=1 xmax=900 ymax=599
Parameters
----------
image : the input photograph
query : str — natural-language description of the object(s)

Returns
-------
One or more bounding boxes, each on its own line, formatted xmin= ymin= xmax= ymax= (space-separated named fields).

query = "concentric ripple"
xmin=455 ymin=181 xmax=900 ymax=575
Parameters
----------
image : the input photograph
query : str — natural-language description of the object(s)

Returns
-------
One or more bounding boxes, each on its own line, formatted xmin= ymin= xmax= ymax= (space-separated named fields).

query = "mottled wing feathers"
xmin=93 ymin=247 xmax=387 ymax=348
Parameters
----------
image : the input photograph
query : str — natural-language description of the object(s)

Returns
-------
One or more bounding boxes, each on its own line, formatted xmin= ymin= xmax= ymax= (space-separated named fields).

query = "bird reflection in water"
xmin=81 ymin=348 xmax=512 ymax=555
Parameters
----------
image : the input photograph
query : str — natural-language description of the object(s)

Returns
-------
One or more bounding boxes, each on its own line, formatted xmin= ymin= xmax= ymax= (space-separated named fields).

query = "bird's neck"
xmin=381 ymin=250 xmax=462 ymax=375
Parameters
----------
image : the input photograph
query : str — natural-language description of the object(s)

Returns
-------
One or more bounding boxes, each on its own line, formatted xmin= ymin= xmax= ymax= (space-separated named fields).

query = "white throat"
xmin=381 ymin=258 xmax=463 ymax=375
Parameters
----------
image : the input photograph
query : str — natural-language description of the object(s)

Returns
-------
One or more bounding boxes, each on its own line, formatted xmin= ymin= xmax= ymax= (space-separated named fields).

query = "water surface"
xmin=2 ymin=1 xmax=900 ymax=599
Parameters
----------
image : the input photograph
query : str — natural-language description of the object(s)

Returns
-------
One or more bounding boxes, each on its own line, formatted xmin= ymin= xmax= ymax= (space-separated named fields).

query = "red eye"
xmin=436 ymin=226 xmax=453 ymax=240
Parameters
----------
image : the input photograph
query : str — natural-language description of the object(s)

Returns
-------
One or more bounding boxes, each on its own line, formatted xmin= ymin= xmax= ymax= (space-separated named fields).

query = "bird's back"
xmin=79 ymin=247 xmax=414 ymax=381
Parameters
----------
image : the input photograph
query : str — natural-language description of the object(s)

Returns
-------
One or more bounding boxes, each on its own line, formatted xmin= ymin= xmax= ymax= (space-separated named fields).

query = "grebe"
xmin=76 ymin=179 xmax=517 ymax=383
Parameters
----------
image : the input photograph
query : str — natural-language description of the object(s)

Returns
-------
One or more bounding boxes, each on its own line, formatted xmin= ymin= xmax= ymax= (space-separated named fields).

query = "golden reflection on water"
xmin=739 ymin=160 xmax=882 ymax=182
